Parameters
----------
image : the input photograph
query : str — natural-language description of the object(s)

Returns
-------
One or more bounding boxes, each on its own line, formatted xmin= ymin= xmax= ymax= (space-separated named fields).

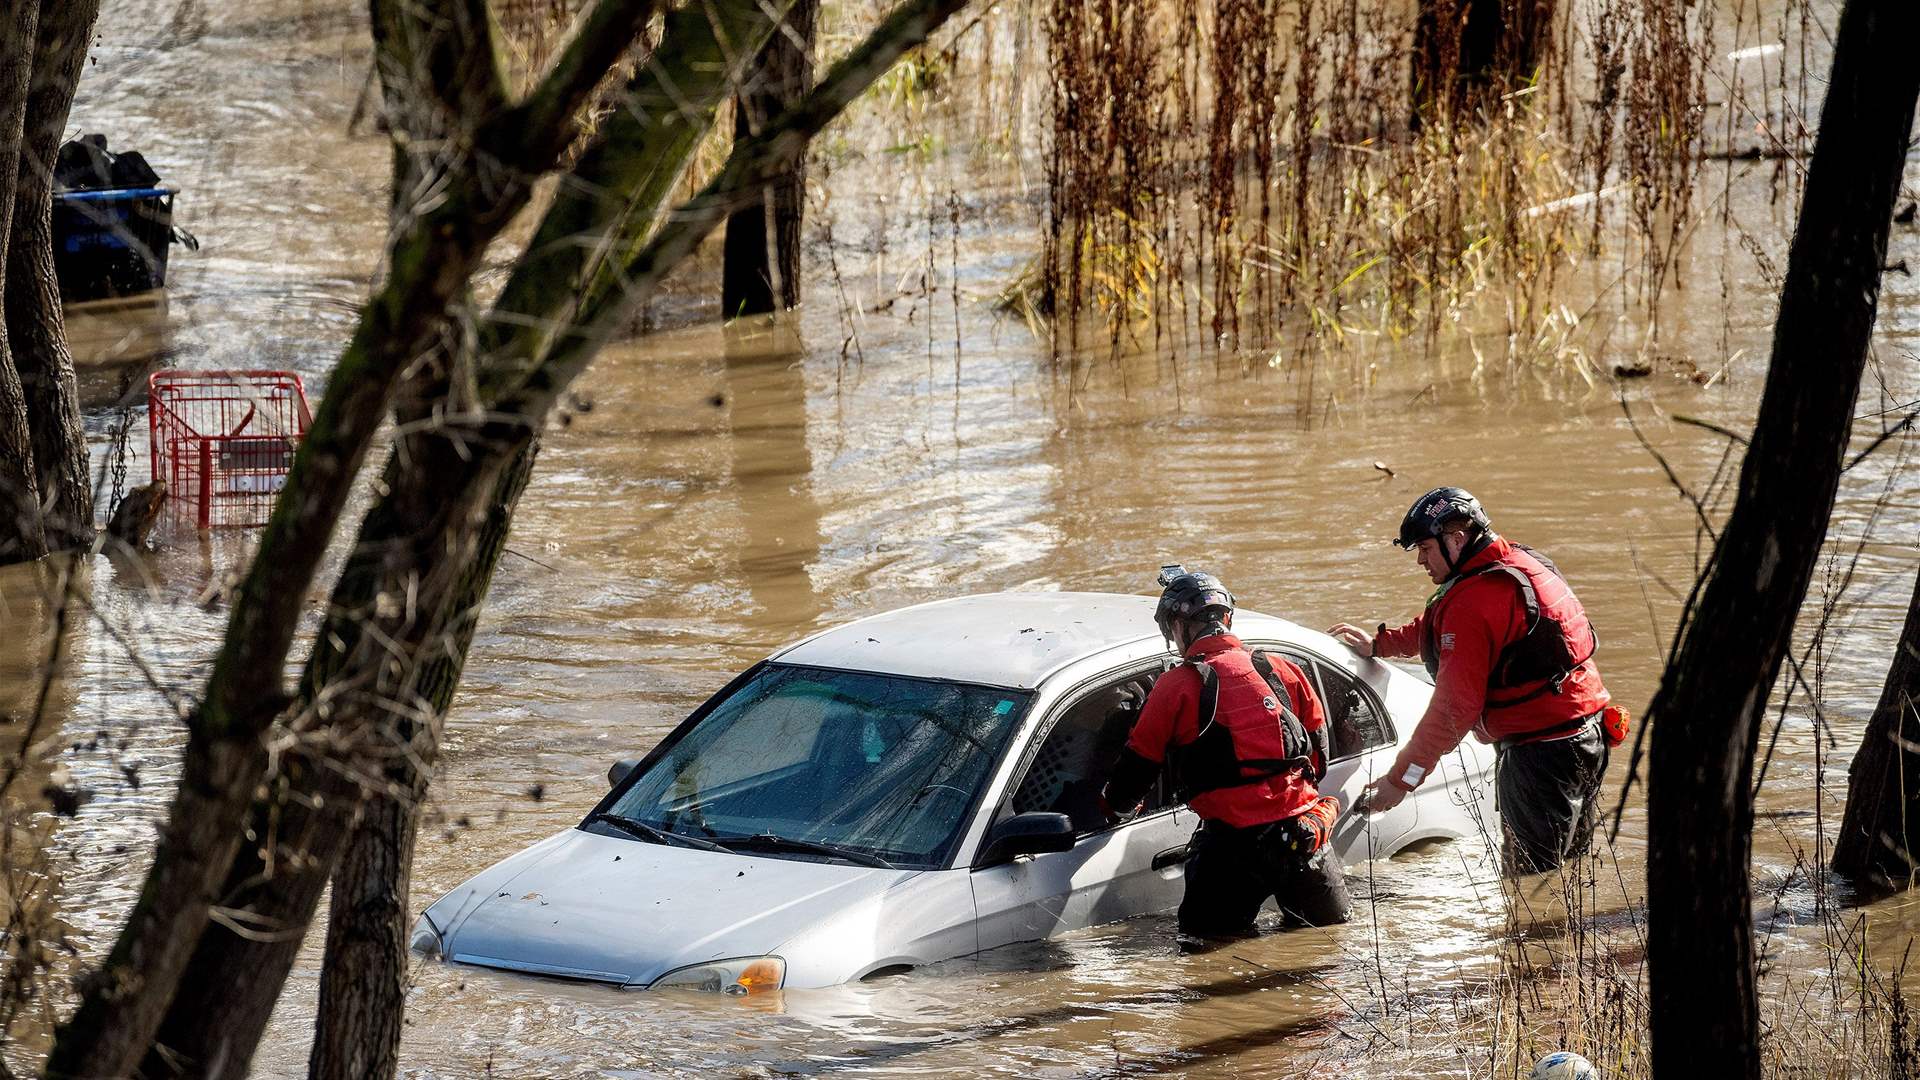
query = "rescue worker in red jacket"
xmin=1104 ymin=567 xmax=1348 ymax=939
xmin=1328 ymin=487 xmax=1611 ymax=874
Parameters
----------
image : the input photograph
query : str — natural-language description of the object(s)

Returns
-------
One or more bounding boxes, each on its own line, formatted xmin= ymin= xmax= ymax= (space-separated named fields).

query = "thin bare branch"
xmin=1672 ymin=413 xmax=1750 ymax=446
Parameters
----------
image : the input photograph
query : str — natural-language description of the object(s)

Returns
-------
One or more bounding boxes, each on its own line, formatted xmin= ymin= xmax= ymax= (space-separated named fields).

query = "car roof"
xmin=769 ymin=591 xmax=1312 ymax=690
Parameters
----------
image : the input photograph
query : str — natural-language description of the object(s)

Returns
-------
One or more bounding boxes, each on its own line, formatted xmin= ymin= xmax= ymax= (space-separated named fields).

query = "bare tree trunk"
xmin=722 ymin=149 xmax=774 ymax=316
xmin=723 ymin=0 xmax=816 ymax=316
xmin=47 ymin=221 xmax=504 ymax=1080
xmin=63 ymin=0 xmax=971 ymax=1073
xmin=135 ymin=6 xmax=787 ymax=1072
xmin=45 ymin=728 xmax=275 ymax=1080
xmin=309 ymin=440 xmax=536 ymax=1080
xmin=1643 ymin=1 xmax=1920 ymax=1074
xmin=768 ymin=0 xmax=816 ymax=312
xmin=1833 ymin=565 xmax=1920 ymax=889
xmin=302 ymin=4 xmax=966 ymax=1071
xmin=139 ymin=431 xmax=533 ymax=1080
xmin=44 ymin=0 xmax=534 ymax=1069
xmin=0 ymin=0 xmax=47 ymax=567
xmin=309 ymin=796 xmax=415 ymax=1079
xmin=137 ymin=746 xmax=358 ymax=1080
xmin=8 ymin=0 xmax=98 ymax=551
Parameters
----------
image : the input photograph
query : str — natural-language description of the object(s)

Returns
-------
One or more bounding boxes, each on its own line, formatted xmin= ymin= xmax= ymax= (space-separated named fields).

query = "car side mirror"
xmin=974 ymin=811 xmax=1076 ymax=868
xmin=608 ymin=758 xmax=641 ymax=789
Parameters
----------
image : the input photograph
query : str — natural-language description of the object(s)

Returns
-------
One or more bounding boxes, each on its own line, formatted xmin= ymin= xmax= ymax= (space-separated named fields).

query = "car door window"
xmin=1301 ymin=657 xmax=1395 ymax=761
xmin=1007 ymin=669 xmax=1166 ymax=832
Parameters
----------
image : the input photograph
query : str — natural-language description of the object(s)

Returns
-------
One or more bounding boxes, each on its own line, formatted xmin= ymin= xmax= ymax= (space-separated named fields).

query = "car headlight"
xmin=648 ymin=956 xmax=785 ymax=995
xmin=409 ymin=912 xmax=444 ymax=958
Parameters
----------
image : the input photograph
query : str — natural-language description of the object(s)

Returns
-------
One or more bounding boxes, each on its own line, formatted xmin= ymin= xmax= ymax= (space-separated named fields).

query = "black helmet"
xmin=1154 ymin=564 xmax=1234 ymax=641
xmin=1394 ymin=486 xmax=1491 ymax=550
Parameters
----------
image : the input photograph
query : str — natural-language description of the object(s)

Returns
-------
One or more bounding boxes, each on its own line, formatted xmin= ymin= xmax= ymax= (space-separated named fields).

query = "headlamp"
xmin=648 ymin=955 xmax=786 ymax=995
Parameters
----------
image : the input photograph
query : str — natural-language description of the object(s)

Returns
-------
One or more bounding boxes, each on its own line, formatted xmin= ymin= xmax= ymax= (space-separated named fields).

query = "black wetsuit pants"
xmin=1497 ymin=720 xmax=1609 ymax=874
xmin=1178 ymin=817 xmax=1352 ymax=938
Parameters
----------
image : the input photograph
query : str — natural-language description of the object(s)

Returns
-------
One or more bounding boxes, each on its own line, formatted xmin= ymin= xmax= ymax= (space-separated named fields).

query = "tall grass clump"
xmin=1032 ymin=0 xmax=1770 ymax=385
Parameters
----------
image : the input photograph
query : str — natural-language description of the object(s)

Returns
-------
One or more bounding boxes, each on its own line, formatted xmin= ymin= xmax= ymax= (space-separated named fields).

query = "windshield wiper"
xmin=714 ymin=833 xmax=896 ymax=869
xmin=587 ymin=812 xmax=728 ymax=853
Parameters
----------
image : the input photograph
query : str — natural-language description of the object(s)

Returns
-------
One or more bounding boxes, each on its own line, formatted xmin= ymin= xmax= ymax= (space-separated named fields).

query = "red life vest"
xmin=1168 ymin=650 xmax=1328 ymax=801
xmin=1421 ymin=543 xmax=1599 ymax=712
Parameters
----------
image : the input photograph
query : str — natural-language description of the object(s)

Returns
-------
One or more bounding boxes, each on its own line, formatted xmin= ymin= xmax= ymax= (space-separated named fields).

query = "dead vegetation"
xmin=1002 ymin=0 xmax=1817 ymax=387
xmin=1306 ymin=825 xmax=1920 ymax=1078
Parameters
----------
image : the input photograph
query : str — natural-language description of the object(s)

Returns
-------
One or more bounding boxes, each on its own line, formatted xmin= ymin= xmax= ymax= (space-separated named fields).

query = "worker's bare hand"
xmin=1357 ymin=780 xmax=1407 ymax=815
xmin=1326 ymin=622 xmax=1375 ymax=654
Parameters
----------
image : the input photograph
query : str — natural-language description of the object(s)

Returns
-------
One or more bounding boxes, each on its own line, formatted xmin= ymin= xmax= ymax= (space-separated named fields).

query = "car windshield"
xmin=601 ymin=664 xmax=1031 ymax=869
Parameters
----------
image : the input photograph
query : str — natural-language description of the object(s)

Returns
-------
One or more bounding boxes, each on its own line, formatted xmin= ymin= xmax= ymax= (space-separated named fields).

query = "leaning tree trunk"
xmin=141 ymin=423 xmax=531 ymax=1080
xmin=42 ymin=1 xmax=534 ymax=1070
xmin=1643 ymin=1 xmax=1920 ymax=1075
xmin=0 ymin=0 xmax=47 ymax=566
xmin=135 ymin=12 xmax=787 ymax=1078
xmin=135 ymin=738 xmax=359 ymax=1078
xmin=47 ymin=192 xmax=514 ymax=1080
xmin=137 ymin=430 xmax=534 ymax=1080
xmin=303 ymin=2 xmax=968 ymax=1070
xmin=135 ymin=8 xmax=792 ymax=1075
xmin=83 ymin=0 xmax=971 ymax=1073
xmin=309 ymin=438 xmax=536 ymax=1080
xmin=722 ymin=0 xmax=817 ymax=316
xmin=7 ymin=0 xmax=99 ymax=551
xmin=1833 ymin=564 xmax=1920 ymax=889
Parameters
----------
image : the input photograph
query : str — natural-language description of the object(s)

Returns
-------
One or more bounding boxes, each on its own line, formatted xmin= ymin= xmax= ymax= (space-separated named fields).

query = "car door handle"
xmin=1151 ymin=845 xmax=1190 ymax=871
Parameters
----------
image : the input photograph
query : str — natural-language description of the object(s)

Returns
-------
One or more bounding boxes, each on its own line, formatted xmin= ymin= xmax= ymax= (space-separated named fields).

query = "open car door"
xmin=970 ymin=667 xmax=1198 ymax=951
xmin=1262 ymin=641 xmax=1420 ymax=860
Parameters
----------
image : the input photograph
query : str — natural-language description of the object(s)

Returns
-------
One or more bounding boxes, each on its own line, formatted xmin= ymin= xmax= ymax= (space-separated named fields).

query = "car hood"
xmin=433 ymin=829 xmax=917 ymax=987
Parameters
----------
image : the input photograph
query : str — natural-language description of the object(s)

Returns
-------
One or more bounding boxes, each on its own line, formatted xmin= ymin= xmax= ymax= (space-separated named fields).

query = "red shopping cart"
xmin=148 ymin=369 xmax=311 ymax=528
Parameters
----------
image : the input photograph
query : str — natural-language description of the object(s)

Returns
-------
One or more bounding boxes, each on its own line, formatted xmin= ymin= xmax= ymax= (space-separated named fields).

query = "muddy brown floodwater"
xmin=6 ymin=0 xmax=1920 ymax=1076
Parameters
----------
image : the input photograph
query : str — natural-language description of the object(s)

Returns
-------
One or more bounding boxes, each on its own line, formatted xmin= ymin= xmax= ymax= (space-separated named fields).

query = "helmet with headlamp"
xmin=1154 ymin=564 xmax=1234 ymax=644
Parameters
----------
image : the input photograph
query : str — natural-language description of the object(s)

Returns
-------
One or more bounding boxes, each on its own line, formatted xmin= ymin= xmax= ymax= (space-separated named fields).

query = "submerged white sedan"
xmin=412 ymin=592 xmax=1495 ymax=993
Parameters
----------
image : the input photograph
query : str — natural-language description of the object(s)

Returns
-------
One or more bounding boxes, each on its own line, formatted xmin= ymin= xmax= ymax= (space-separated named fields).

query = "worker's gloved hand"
xmin=1270 ymin=818 xmax=1316 ymax=860
xmin=1296 ymin=795 xmax=1339 ymax=850
xmin=1357 ymin=779 xmax=1409 ymax=815
xmin=1272 ymin=796 xmax=1341 ymax=862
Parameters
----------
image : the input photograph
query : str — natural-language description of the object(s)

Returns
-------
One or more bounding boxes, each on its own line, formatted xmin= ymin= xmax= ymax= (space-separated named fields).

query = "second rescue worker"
xmin=1329 ymin=487 xmax=1615 ymax=874
xmin=1104 ymin=567 xmax=1348 ymax=940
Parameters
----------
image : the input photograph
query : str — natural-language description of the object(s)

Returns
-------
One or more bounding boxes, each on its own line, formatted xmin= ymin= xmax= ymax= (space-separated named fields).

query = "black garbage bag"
xmin=54 ymin=134 xmax=113 ymax=190
xmin=107 ymin=150 xmax=160 ymax=189
xmin=53 ymin=134 xmax=162 ymax=191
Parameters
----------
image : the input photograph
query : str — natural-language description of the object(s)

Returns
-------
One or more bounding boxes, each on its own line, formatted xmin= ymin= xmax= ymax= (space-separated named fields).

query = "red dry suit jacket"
xmin=1123 ymin=634 xmax=1328 ymax=828
xmin=1373 ymin=535 xmax=1610 ymax=792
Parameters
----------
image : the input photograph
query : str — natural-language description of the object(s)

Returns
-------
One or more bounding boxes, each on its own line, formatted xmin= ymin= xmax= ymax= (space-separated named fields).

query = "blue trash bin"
xmin=52 ymin=186 xmax=177 ymax=302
